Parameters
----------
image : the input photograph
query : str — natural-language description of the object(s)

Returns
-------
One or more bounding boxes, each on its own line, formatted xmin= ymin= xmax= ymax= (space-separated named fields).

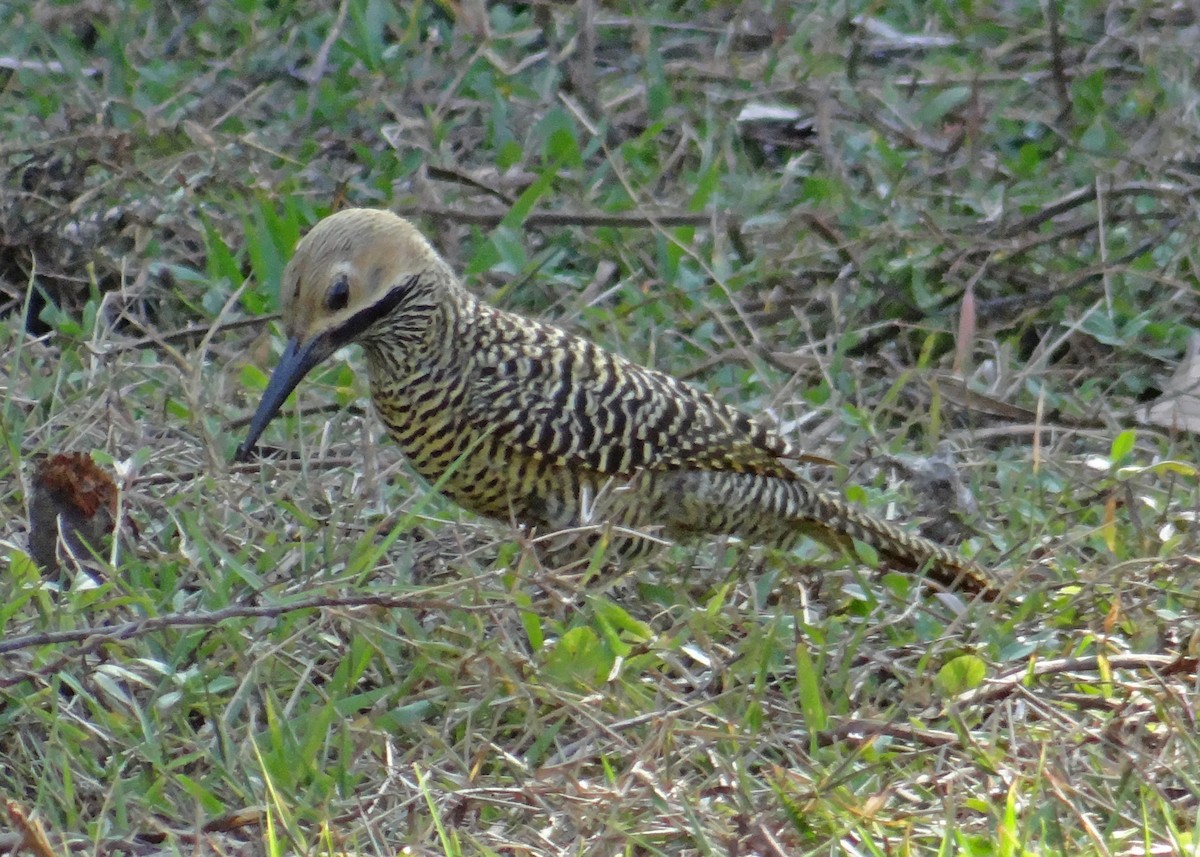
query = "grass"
xmin=4 ymin=0 xmax=1200 ymax=853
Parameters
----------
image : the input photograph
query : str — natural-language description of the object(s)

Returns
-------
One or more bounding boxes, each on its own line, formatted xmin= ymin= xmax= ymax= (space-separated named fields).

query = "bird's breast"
xmin=365 ymin=361 xmax=592 ymax=528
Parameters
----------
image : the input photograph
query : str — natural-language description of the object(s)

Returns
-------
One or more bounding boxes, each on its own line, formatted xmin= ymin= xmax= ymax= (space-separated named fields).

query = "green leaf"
xmin=688 ymin=160 xmax=721 ymax=211
xmin=852 ymin=538 xmax=881 ymax=567
xmin=542 ymin=626 xmax=611 ymax=688
xmin=1117 ymin=459 xmax=1198 ymax=479
xmin=793 ymin=642 xmax=828 ymax=732
xmin=465 ymin=237 xmax=502 ymax=278
xmin=240 ymin=363 xmax=269 ymax=392
xmin=644 ymin=32 xmax=667 ymax=118
xmin=522 ymin=610 xmax=544 ymax=651
xmin=1080 ymin=115 xmax=1113 ymax=152
xmin=915 ymin=86 xmax=971 ymax=124
xmin=937 ymin=654 xmax=987 ymax=695
xmin=1109 ymin=429 xmax=1136 ymax=465
xmin=201 ymin=217 xmax=241 ymax=286
xmin=500 ymin=162 xmax=558 ymax=231
xmin=5 ymin=549 xmax=40 ymax=591
xmin=1009 ymin=142 xmax=1043 ymax=179
xmin=590 ymin=596 xmax=653 ymax=657
xmin=496 ymin=139 xmax=523 ymax=170
xmin=538 ymin=108 xmax=583 ymax=168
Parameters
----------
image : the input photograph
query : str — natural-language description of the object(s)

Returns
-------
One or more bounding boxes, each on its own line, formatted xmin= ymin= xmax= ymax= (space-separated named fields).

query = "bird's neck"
xmin=361 ymin=277 xmax=480 ymax=380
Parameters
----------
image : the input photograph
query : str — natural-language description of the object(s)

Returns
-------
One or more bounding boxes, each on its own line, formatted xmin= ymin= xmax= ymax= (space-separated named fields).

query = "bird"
xmin=236 ymin=208 xmax=999 ymax=599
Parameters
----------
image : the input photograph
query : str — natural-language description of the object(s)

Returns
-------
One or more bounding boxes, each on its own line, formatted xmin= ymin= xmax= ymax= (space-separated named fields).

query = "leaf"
xmin=240 ymin=363 xmax=269 ymax=391
xmin=590 ymin=596 xmax=653 ymax=646
xmin=538 ymin=108 xmax=583 ymax=168
xmin=936 ymin=654 xmax=987 ymax=695
xmin=521 ymin=605 xmax=544 ymax=651
xmin=1103 ymin=493 xmax=1118 ymax=553
xmin=931 ymin=373 xmax=1040 ymax=421
xmin=915 ymin=86 xmax=971 ymax=124
xmin=542 ymin=626 xmax=611 ymax=688
xmin=1116 ymin=459 xmax=1198 ymax=479
xmin=500 ymin=160 xmax=559 ymax=231
xmin=1108 ymin=428 xmax=1136 ymax=464
xmin=793 ymin=642 xmax=827 ymax=732
xmin=1138 ymin=334 xmax=1200 ymax=435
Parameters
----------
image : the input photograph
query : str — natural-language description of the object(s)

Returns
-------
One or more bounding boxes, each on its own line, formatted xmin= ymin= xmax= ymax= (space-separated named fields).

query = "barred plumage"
xmin=237 ymin=208 xmax=999 ymax=599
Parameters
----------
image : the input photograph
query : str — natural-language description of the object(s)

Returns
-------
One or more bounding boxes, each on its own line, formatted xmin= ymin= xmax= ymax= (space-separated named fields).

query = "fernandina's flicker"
xmin=237 ymin=209 xmax=998 ymax=599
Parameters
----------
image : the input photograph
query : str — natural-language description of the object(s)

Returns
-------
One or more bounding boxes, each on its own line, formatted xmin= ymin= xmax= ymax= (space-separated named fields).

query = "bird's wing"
xmin=462 ymin=316 xmax=804 ymax=478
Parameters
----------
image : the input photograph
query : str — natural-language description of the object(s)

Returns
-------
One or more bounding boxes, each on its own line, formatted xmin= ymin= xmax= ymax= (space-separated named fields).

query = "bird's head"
xmin=236 ymin=208 xmax=449 ymax=461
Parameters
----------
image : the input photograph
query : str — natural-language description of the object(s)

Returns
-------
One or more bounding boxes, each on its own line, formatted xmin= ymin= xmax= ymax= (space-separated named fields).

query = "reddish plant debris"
xmin=27 ymin=452 xmax=119 ymax=578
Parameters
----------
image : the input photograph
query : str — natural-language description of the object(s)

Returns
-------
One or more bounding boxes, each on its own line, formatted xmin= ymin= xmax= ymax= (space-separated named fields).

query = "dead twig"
xmin=4 ymin=800 xmax=58 ymax=857
xmin=1044 ymin=0 xmax=1072 ymax=126
xmin=999 ymin=181 xmax=1190 ymax=239
xmin=304 ymin=0 xmax=351 ymax=84
xmin=816 ymin=717 xmax=961 ymax=748
xmin=977 ymin=215 xmax=1182 ymax=318
xmin=0 ymin=591 xmax=503 ymax=667
xmin=953 ymin=653 xmax=1196 ymax=708
xmin=103 ymin=314 xmax=276 ymax=353
xmin=414 ymin=204 xmax=728 ymax=229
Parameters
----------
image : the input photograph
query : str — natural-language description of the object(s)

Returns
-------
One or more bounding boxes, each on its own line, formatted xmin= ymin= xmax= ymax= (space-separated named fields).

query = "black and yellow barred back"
xmin=237 ymin=209 xmax=999 ymax=599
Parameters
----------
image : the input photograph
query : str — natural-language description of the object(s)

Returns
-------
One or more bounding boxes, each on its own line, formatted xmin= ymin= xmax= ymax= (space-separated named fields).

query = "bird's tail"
xmin=803 ymin=488 xmax=1000 ymax=599
xmin=655 ymin=469 xmax=1001 ymax=599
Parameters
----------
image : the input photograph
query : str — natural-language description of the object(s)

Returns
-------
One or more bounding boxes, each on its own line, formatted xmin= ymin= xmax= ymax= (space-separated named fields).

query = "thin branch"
xmin=304 ymin=0 xmax=351 ymax=84
xmin=1044 ymin=0 xmax=1072 ymax=125
xmin=413 ymin=204 xmax=727 ymax=229
xmin=953 ymin=653 xmax=1195 ymax=708
xmin=425 ymin=165 xmax=517 ymax=205
xmin=977 ymin=215 xmax=1182 ymax=318
xmin=816 ymin=717 xmax=961 ymax=748
xmin=0 ymin=592 xmax=494 ymax=664
xmin=999 ymin=181 xmax=1189 ymax=238
xmin=103 ymin=315 xmax=275 ymax=353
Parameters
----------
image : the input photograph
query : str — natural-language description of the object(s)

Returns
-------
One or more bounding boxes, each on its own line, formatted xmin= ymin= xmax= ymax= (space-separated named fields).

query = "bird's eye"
xmin=325 ymin=276 xmax=350 ymax=311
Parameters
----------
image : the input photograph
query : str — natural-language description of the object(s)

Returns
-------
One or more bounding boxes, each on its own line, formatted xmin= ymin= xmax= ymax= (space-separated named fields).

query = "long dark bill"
xmin=235 ymin=277 xmax=420 ymax=462
xmin=235 ymin=335 xmax=332 ymax=461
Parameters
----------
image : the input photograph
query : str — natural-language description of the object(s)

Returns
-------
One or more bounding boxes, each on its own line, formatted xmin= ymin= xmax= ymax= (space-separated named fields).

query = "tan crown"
xmin=279 ymin=208 xmax=444 ymax=343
